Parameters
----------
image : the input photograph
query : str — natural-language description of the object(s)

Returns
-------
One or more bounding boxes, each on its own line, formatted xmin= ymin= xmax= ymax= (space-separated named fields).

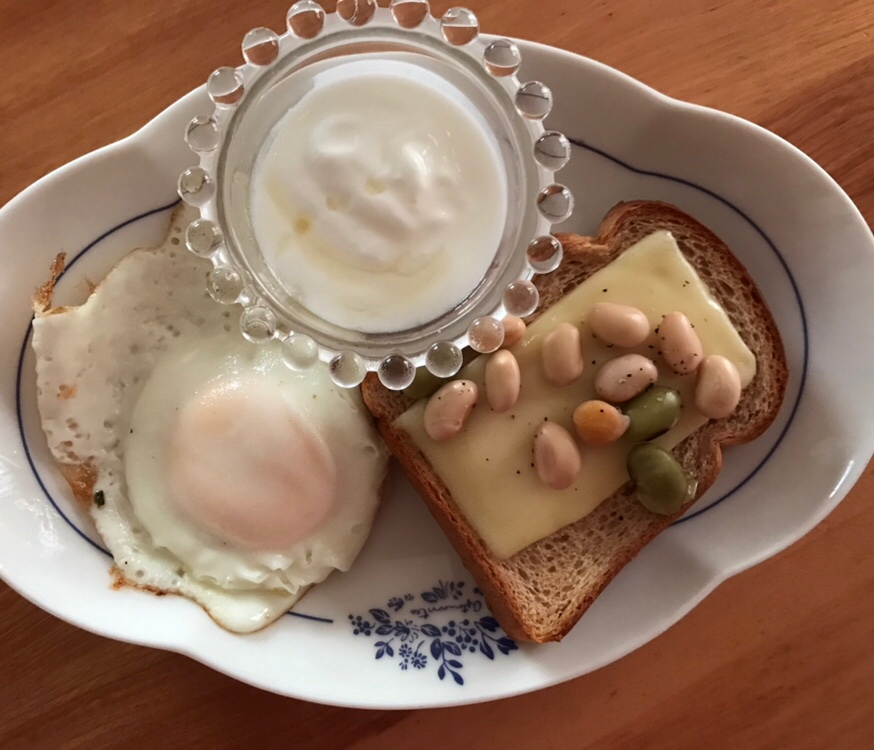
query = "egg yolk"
xmin=165 ymin=378 xmax=338 ymax=550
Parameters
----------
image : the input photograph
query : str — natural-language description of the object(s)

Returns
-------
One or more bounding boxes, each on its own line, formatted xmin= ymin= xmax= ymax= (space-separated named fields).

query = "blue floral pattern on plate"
xmin=348 ymin=580 xmax=518 ymax=685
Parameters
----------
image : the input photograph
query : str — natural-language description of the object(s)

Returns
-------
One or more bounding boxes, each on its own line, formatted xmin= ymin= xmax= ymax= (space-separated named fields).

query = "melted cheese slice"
xmin=395 ymin=232 xmax=756 ymax=559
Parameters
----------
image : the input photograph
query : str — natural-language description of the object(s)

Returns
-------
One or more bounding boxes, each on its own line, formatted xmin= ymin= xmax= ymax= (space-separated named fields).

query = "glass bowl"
xmin=179 ymin=1 xmax=572 ymax=388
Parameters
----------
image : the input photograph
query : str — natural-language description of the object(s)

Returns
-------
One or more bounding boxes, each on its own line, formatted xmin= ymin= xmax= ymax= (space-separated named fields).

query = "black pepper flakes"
xmin=94 ymin=490 xmax=105 ymax=508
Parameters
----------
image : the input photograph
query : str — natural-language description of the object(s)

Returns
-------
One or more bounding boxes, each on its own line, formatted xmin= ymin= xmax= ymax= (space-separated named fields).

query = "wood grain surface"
xmin=2 ymin=1 xmax=873 ymax=748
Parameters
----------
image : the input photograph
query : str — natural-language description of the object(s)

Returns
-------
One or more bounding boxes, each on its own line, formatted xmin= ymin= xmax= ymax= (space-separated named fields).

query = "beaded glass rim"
xmin=179 ymin=1 xmax=573 ymax=389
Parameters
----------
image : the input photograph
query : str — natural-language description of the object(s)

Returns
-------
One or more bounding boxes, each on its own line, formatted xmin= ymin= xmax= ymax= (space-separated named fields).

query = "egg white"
xmin=125 ymin=335 xmax=385 ymax=597
xmin=32 ymin=205 xmax=388 ymax=633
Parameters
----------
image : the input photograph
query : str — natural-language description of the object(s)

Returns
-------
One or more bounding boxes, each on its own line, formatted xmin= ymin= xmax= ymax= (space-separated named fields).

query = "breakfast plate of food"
xmin=1 ymin=4 xmax=873 ymax=709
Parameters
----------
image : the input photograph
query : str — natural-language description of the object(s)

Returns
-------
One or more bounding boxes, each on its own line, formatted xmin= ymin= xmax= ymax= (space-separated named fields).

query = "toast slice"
xmin=361 ymin=201 xmax=788 ymax=643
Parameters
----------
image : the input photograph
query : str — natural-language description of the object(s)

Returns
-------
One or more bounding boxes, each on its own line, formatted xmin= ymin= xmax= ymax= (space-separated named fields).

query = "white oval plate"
xmin=1 ymin=39 xmax=872 ymax=709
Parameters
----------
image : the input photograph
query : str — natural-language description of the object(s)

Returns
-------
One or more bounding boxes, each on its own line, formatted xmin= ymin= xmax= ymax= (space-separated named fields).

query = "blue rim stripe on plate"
xmin=13 ymin=142 xmax=808 ymax=614
xmin=15 ymin=199 xmax=181 ymax=556
xmin=16 ymin=321 xmax=110 ymax=555
xmin=13 ymin=199 xmax=332 ymax=624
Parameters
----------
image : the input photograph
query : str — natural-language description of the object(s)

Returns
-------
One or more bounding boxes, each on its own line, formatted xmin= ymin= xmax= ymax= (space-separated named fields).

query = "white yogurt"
xmin=249 ymin=60 xmax=507 ymax=333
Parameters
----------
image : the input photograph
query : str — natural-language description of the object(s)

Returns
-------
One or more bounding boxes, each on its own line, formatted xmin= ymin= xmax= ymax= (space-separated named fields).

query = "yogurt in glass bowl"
xmin=179 ymin=1 xmax=573 ymax=389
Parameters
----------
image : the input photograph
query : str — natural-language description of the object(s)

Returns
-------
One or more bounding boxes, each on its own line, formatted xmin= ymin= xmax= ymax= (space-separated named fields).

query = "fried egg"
xmin=32 ymin=205 xmax=388 ymax=633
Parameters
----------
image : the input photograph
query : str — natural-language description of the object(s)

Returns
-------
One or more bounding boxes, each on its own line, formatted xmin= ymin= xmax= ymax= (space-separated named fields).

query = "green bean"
xmin=403 ymin=368 xmax=448 ymax=400
xmin=627 ymin=443 xmax=697 ymax=515
xmin=623 ymin=386 xmax=682 ymax=442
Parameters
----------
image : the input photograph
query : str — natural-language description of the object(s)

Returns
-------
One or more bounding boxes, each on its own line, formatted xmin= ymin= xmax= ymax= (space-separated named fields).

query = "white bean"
xmin=501 ymin=316 xmax=527 ymax=348
xmin=594 ymin=354 xmax=658 ymax=402
xmin=423 ymin=380 xmax=479 ymax=441
xmin=533 ymin=422 xmax=581 ymax=490
xmin=485 ymin=350 xmax=521 ymax=413
xmin=588 ymin=302 xmax=650 ymax=348
xmin=541 ymin=322 xmax=584 ymax=386
xmin=658 ymin=311 xmax=703 ymax=375
xmin=695 ymin=355 xmax=742 ymax=419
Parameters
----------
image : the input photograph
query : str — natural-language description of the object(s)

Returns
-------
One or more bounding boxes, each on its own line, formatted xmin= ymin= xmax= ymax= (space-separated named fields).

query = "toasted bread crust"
xmin=362 ymin=201 xmax=788 ymax=642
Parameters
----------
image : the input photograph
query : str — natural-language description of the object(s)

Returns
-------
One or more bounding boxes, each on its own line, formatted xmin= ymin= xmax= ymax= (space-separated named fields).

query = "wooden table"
xmin=2 ymin=1 xmax=872 ymax=747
